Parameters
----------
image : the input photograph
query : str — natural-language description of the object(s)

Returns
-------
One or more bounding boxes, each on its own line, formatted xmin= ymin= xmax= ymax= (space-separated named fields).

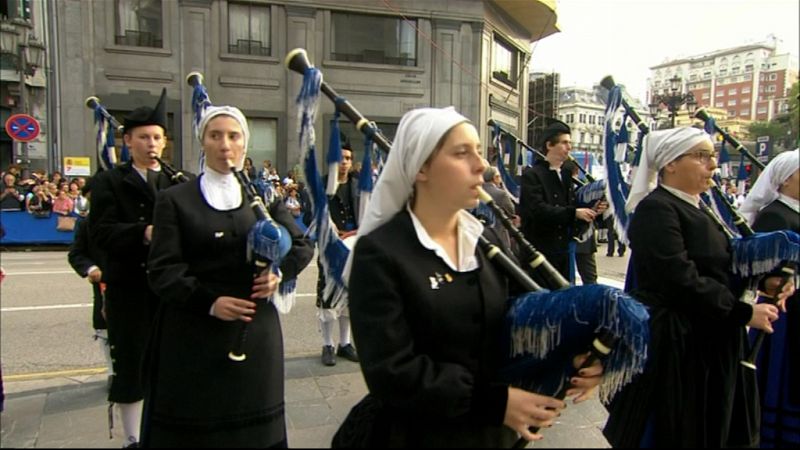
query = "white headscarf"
xmin=342 ymin=106 xmax=469 ymax=282
xmin=740 ymin=149 xmax=799 ymax=225
xmin=626 ymin=127 xmax=712 ymax=213
xmin=198 ymin=105 xmax=250 ymax=210
xmin=198 ymin=105 xmax=250 ymax=171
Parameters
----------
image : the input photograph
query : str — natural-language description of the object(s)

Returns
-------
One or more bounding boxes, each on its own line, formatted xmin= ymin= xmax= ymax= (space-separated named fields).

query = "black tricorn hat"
xmin=339 ymin=131 xmax=352 ymax=150
xmin=123 ymin=88 xmax=167 ymax=134
xmin=539 ymin=118 xmax=571 ymax=149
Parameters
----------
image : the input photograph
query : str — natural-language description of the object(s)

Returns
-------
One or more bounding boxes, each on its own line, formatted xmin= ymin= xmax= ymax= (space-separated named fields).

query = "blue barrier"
xmin=0 ymin=210 xmax=76 ymax=245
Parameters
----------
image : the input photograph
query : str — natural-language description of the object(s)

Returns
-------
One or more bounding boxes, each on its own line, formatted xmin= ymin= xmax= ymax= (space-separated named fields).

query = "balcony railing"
xmin=115 ymin=30 xmax=162 ymax=48
xmin=228 ymin=39 xmax=270 ymax=56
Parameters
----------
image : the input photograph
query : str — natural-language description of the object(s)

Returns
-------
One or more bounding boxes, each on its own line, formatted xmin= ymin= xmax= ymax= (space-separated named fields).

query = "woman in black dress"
xmin=145 ymin=106 xmax=313 ymax=447
xmin=344 ymin=107 xmax=603 ymax=447
xmin=603 ymin=128 xmax=793 ymax=447
xmin=740 ymin=148 xmax=799 ymax=447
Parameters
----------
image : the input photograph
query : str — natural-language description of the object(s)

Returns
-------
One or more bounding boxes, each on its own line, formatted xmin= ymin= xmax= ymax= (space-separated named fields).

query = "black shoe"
xmin=322 ymin=345 xmax=336 ymax=366
xmin=606 ymin=253 xmax=613 ymax=257
xmin=336 ymin=344 xmax=359 ymax=362
xmin=123 ymin=440 xmax=139 ymax=448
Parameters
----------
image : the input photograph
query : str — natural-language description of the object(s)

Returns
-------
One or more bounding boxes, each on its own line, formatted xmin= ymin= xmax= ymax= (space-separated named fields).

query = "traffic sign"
xmin=5 ymin=114 xmax=40 ymax=142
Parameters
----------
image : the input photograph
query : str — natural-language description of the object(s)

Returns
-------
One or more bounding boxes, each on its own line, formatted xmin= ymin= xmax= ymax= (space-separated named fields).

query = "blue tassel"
xmin=191 ymin=82 xmax=212 ymax=172
xmin=297 ymin=68 xmax=350 ymax=308
xmin=568 ymin=239 xmax=577 ymax=284
xmin=603 ymin=86 xmax=631 ymax=245
xmin=576 ymin=179 xmax=607 ymax=206
xmin=497 ymin=134 xmax=520 ymax=199
xmin=730 ymin=230 xmax=800 ymax=277
xmin=501 ymin=284 xmax=650 ymax=404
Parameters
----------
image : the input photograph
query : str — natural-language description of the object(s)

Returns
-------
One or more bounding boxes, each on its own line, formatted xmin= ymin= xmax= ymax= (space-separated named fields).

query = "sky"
xmin=529 ymin=0 xmax=800 ymax=103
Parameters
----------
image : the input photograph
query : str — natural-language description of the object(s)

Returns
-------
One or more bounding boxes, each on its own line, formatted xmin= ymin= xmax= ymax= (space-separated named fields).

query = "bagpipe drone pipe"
xmin=85 ymin=96 xmax=189 ymax=183
xmin=186 ymin=72 xmax=294 ymax=362
xmin=601 ymin=76 xmax=799 ymax=371
xmin=285 ymin=48 xmax=650 ymax=444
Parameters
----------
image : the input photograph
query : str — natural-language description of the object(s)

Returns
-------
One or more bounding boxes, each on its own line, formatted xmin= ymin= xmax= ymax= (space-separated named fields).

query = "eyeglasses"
xmin=680 ymin=150 xmax=717 ymax=164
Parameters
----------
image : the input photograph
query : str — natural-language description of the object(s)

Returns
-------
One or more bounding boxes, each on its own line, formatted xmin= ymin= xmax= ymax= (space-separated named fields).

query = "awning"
xmin=492 ymin=0 xmax=560 ymax=42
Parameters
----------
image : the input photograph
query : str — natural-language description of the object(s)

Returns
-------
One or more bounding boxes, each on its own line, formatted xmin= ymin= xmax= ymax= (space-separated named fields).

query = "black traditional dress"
xmin=348 ymin=210 xmax=518 ymax=447
xmin=604 ymin=186 xmax=758 ymax=447
xmin=144 ymin=177 xmax=313 ymax=448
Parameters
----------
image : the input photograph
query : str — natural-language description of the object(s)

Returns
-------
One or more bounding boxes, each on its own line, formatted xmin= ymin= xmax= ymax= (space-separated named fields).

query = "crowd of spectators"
xmin=0 ymin=165 xmax=89 ymax=218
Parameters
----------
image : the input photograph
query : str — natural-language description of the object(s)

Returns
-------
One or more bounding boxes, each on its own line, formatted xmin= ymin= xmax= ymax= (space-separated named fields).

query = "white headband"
xmin=198 ymin=105 xmax=250 ymax=170
xmin=740 ymin=149 xmax=799 ymax=224
xmin=626 ymin=127 xmax=712 ymax=212
xmin=343 ymin=106 xmax=469 ymax=283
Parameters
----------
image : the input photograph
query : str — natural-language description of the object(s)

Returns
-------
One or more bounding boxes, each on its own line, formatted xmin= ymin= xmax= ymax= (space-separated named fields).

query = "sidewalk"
xmin=1 ymin=355 xmax=610 ymax=448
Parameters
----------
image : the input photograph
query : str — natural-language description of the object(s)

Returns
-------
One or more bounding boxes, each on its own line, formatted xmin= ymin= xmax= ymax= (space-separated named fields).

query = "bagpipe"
xmin=285 ymin=48 xmax=649 ymax=445
xmin=601 ymin=75 xmax=799 ymax=370
xmin=84 ymin=96 xmax=189 ymax=183
xmin=185 ymin=72 xmax=294 ymax=361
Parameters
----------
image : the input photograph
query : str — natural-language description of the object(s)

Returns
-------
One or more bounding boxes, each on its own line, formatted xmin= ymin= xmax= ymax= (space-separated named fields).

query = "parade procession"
xmin=1 ymin=1 xmax=799 ymax=448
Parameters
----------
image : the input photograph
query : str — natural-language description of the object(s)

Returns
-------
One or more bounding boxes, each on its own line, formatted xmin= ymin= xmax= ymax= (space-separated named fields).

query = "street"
xmin=1 ymin=246 xmax=630 ymax=380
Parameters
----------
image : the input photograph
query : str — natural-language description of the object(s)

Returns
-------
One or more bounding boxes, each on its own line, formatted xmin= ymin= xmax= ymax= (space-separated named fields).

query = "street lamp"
xmin=649 ymin=75 xmax=697 ymax=129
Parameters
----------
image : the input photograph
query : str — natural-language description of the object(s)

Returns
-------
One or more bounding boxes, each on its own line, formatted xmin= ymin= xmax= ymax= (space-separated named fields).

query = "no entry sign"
xmin=5 ymin=114 xmax=40 ymax=142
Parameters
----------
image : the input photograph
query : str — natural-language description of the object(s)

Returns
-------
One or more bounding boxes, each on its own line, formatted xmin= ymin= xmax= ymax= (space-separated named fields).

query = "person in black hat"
xmin=317 ymin=139 xmax=360 ymax=366
xmin=88 ymin=88 xmax=192 ymax=448
xmin=519 ymin=119 xmax=601 ymax=284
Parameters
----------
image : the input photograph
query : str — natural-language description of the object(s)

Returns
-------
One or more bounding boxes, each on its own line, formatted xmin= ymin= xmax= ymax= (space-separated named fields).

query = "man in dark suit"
xmin=89 ymin=88 xmax=188 ymax=448
xmin=519 ymin=120 xmax=598 ymax=283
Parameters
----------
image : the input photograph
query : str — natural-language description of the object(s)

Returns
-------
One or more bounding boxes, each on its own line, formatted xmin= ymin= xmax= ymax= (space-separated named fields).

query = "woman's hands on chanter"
xmin=505 ymin=352 xmax=603 ymax=441
xmin=212 ymin=270 xmax=282 ymax=322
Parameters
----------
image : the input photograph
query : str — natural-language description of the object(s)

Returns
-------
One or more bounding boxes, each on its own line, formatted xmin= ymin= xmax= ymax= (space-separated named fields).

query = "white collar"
xmin=778 ymin=194 xmax=800 ymax=214
xmin=132 ymin=164 xmax=160 ymax=182
xmin=406 ymin=205 xmax=483 ymax=272
xmin=661 ymin=184 xmax=700 ymax=209
xmin=200 ymin=167 xmax=242 ymax=211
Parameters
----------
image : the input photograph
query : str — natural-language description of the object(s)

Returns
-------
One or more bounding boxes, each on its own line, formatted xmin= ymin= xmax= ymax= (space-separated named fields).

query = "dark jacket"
xmin=348 ymin=210 xmax=517 ymax=447
xmin=604 ymin=186 xmax=757 ymax=448
xmin=144 ymin=177 xmax=313 ymax=447
xmin=89 ymin=161 xmax=191 ymax=285
xmin=520 ymin=160 xmax=585 ymax=279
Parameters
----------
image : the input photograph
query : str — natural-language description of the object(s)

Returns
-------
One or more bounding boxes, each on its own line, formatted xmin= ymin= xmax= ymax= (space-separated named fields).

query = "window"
xmin=703 ymin=71 xmax=711 ymax=79
xmin=728 ymin=99 xmax=736 ymax=106
xmin=715 ymin=102 xmax=724 ymax=108
xmin=767 ymin=85 xmax=776 ymax=92
xmin=247 ymin=118 xmax=278 ymax=170
xmin=580 ymin=132 xmax=585 ymax=143
xmin=740 ymin=109 xmax=749 ymax=116
xmin=742 ymin=97 xmax=750 ymax=104
xmin=728 ymin=88 xmax=737 ymax=95
xmin=579 ymin=114 xmax=586 ymax=124
xmin=115 ymin=0 xmax=162 ymax=48
xmin=757 ymin=106 xmax=767 ymax=114
xmin=228 ymin=2 xmax=270 ymax=56
xmin=716 ymin=91 xmax=724 ymax=97
xmin=728 ymin=110 xmax=736 ymax=116
xmin=731 ymin=67 xmax=740 ymax=74
xmin=491 ymin=37 xmax=519 ymax=86
xmin=589 ymin=115 xmax=595 ymax=125
xmin=768 ymin=73 xmax=778 ymax=81
xmin=719 ymin=68 xmax=727 ymax=76
xmin=702 ymin=92 xmax=710 ymax=99
xmin=331 ymin=12 xmax=417 ymax=66
xmin=742 ymin=86 xmax=750 ymax=93
xmin=744 ymin=64 xmax=753 ymax=72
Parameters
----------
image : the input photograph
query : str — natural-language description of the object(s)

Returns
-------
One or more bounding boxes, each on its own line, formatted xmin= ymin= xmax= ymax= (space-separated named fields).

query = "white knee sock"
xmin=320 ymin=319 xmax=335 ymax=347
xmin=338 ymin=316 xmax=351 ymax=346
xmin=118 ymin=400 xmax=143 ymax=444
